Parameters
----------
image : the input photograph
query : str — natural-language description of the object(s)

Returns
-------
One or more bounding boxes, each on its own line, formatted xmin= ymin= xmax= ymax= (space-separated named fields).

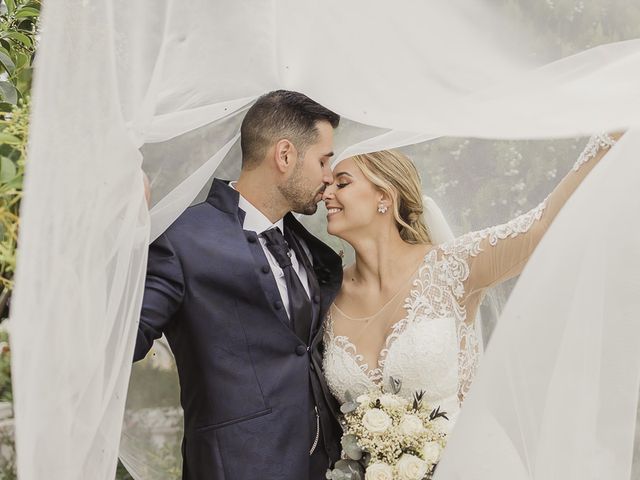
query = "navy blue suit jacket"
xmin=135 ymin=179 xmax=343 ymax=479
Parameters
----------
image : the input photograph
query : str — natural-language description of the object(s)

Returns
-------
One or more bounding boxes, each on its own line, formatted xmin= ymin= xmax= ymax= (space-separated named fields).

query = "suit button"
xmin=295 ymin=345 xmax=307 ymax=356
xmin=247 ymin=234 xmax=257 ymax=243
xmin=274 ymin=300 xmax=283 ymax=310
xmin=261 ymin=265 xmax=270 ymax=274
xmin=313 ymin=295 xmax=320 ymax=304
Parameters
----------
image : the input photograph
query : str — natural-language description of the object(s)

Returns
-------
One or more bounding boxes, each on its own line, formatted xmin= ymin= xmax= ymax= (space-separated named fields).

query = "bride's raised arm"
xmin=444 ymin=132 xmax=623 ymax=304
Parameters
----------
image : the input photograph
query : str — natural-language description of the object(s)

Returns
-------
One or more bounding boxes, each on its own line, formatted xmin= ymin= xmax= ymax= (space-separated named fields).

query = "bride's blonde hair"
xmin=350 ymin=150 xmax=431 ymax=244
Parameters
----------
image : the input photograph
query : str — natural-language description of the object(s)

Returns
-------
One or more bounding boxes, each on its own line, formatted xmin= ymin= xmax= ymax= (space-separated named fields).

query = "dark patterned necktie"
xmin=261 ymin=227 xmax=313 ymax=344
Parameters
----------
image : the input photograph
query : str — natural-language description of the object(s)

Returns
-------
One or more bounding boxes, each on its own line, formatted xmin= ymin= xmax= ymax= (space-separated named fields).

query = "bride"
xmin=321 ymin=133 xmax=622 ymax=447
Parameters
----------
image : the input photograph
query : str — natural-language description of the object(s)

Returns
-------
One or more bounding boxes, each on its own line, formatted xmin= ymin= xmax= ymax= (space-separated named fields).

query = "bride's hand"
xmin=610 ymin=131 xmax=625 ymax=142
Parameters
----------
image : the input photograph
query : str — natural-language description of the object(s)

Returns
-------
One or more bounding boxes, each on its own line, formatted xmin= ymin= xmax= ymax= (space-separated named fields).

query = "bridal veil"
xmin=8 ymin=1 xmax=640 ymax=478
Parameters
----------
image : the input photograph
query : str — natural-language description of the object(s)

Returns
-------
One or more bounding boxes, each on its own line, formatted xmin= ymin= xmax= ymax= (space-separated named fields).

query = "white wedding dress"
xmin=323 ymin=135 xmax=617 ymax=433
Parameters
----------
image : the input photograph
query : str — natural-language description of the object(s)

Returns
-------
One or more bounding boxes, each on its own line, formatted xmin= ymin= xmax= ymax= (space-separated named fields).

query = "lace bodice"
xmin=322 ymin=134 xmax=617 ymax=423
xmin=323 ymin=246 xmax=478 ymax=422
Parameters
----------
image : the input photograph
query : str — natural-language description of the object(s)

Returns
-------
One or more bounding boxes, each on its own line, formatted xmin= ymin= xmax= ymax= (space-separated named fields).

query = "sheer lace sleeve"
xmin=443 ymin=133 xmax=620 ymax=307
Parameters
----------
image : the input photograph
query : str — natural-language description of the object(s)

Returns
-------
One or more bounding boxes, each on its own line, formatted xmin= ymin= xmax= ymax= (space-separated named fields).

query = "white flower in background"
xmin=365 ymin=462 xmax=394 ymax=480
xmin=356 ymin=394 xmax=371 ymax=404
xmin=399 ymin=414 xmax=424 ymax=436
xmin=421 ymin=440 xmax=442 ymax=464
xmin=397 ymin=453 xmax=429 ymax=480
xmin=379 ymin=393 xmax=407 ymax=409
xmin=362 ymin=409 xmax=392 ymax=433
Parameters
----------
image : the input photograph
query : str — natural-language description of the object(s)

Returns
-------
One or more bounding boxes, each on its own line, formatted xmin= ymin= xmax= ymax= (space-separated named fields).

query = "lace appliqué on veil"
xmin=573 ymin=134 xmax=617 ymax=172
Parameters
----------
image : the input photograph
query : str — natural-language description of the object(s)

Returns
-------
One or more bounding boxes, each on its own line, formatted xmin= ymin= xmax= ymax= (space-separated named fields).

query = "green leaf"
xmin=24 ymin=2 xmax=41 ymax=11
xmin=5 ymin=0 xmax=16 ymax=15
xmin=0 ymin=102 xmax=14 ymax=113
xmin=340 ymin=401 xmax=358 ymax=414
xmin=0 ymin=51 xmax=15 ymax=75
xmin=332 ymin=460 xmax=364 ymax=480
xmin=0 ymin=157 xmax=16 ymax=183
xmin=15 ymin=7 xmax=40 ymax=18
xmin=3 ymin=32 xmax=32 ymax=48
xmin=0 ymin=133 xmax=20 ymax=145
xmin=0 ymin=143 xmax=19 ymax=160
xmin=341 ymin=434 xmax=363 ymax=461
xmin=0 ymin=82 xmax=17 ymax=105
xmin=3 ymin=173 xmax=23 ymax=190
xmin=14 ymin=51 xmax=29 ymax=70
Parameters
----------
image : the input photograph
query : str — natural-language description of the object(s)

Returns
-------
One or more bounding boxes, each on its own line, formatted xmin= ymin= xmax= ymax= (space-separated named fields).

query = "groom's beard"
xmin=279 ymin=166 xmax=325 ymax=215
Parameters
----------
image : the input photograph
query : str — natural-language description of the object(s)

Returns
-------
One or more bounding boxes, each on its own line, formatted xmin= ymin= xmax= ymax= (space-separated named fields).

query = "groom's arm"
xmin=134 ymin=233 xmax=185 ymax=361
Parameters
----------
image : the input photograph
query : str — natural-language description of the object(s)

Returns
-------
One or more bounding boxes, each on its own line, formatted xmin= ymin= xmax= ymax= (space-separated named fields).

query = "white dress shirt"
xmin=231 ymin=183 xmax=310 ymax=319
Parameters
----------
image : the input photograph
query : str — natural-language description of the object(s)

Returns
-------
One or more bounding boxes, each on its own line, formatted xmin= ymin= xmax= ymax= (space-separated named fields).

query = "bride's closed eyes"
xmin=333 ymin=171 xmax=354 ymax=189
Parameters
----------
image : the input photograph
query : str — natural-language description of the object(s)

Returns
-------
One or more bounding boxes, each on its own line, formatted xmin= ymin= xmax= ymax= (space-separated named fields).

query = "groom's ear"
xmin=274 ymin=139 xmax=295 ymax=173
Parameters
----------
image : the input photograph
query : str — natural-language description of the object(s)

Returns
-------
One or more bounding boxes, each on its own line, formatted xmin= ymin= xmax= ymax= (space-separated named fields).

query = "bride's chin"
xmin=326 ymin=223 xmax=345 ymax=239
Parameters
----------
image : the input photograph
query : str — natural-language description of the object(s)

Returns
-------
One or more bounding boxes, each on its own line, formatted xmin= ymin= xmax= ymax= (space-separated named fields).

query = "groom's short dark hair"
xmin=240 ymin=90 xmax=340 ymax=169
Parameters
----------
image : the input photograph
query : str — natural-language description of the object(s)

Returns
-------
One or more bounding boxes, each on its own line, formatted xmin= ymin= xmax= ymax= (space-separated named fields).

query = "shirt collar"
xmin=230 ymin=181 xmax=285 ymax=234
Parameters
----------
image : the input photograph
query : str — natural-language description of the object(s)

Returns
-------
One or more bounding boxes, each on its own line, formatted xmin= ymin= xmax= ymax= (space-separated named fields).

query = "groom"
xmin=134 ymin=90 xmax=344 ymax=479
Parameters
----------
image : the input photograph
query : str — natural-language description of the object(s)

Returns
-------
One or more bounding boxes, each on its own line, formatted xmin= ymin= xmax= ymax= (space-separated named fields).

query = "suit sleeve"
xmin=134 ymin=232 xmax=185 ymax=361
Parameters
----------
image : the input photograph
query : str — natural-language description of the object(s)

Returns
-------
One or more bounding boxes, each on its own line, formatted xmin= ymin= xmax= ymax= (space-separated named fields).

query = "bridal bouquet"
xmin=326 ymin=381 xmax=448 ymax=480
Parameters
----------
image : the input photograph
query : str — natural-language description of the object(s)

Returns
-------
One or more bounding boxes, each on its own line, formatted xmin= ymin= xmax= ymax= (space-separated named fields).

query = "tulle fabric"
xmin=8 ymin=0 xmax=640 ymax=479
xmin=434 ymin=131 xmax=640 ymax=480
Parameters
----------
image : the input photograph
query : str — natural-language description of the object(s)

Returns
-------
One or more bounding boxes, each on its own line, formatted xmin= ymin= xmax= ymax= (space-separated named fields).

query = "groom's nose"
xmin=322 ymin=184 xmax=335 ymax=201
xmin=322 ymin=164 xmax=334 ymax=186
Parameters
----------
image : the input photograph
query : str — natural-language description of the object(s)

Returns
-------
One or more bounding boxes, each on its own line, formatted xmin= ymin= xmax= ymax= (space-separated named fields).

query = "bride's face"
xmin=322 ymin=157 xmax=384 ymax=239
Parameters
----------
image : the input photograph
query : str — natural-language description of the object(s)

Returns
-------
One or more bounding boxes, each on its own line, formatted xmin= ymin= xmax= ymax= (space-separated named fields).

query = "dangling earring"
xmin=377 ymin=202 xmax=388 ymax=214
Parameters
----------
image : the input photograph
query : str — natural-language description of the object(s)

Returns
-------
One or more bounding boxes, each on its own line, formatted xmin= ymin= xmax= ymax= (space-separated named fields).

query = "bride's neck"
xmin=348 ymin=227 xmax=426 ymax=289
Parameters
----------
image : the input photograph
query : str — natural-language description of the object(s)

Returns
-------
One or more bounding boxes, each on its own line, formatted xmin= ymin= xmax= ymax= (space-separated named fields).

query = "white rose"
xmin=362 ymin=409 xmax=393 ymax=433
xmin=421 ymin=440 xmax=442 ymax=464
xmin=379 ymin=393 xmax=408 ymax=409
xmin=397 ymin=453 xmax=429 ymax=480
xmin=399 ymin=414 xmax=425 ymax=436
xmin=356 ymin=394 xmax=371 ymax=404
xmin=365 ymin=462 xmax=394 ymax=480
